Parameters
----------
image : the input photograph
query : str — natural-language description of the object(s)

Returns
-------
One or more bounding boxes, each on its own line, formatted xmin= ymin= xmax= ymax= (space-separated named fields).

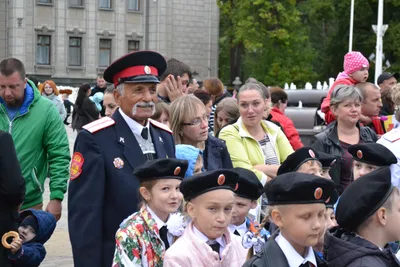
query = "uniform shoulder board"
xmin=383 ymin=129 xmax=400 ymax=143
xmin=82 ymin=117 xmax=115 ymax=134
xmin=149 ymin=119 xmax=172 ymax=134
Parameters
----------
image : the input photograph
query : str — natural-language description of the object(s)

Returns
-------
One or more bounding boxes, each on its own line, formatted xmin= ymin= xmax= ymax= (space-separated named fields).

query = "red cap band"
xmin=113 ymin=65 xmax=158 ymax=86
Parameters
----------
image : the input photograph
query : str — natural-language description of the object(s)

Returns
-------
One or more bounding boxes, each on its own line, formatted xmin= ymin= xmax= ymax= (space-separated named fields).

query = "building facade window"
xmin=69 ymin=37 xmax=82 ymax=66
xmin=70 ymin=0 xmax=83 ymax=7
xmin=36 ymin=35 xmax=51 ymax=65
xmin=128 ymin=0 xmax=139 ymax=11
xmin=99 ymin=39 xmax=112 ymax=67
xmin=128 ymin=40 xmax=140 ymax=53
xmin=38 ymin=0 xmax=52 ymax=4
xmin=99 ymin=0 xmax=111 ymax=9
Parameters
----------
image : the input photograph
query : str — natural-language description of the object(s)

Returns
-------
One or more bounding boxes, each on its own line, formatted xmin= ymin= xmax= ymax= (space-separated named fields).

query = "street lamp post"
xmin=373 ymin=0 xmax=388 ymax=84
xmin=349 ymin=0 xmax=355 ymax=52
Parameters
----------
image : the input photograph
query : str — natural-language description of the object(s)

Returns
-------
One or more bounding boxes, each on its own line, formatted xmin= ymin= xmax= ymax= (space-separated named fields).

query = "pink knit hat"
xmin=343 ymin=51 xmax=369 ymax=74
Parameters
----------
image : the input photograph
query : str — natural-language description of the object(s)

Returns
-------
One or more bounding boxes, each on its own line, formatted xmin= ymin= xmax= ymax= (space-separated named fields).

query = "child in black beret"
xmin=277 ymin=147 xmax=323 ymax=177
xmin=317 ymin=151 xmax=337 ymax=180
xmin=164 ymin=169 xmax=246 ymax=267
xmin=244 ymin=172 xmax=335 ymax=267
xmin=348 ymin=143 xmax=397 ymax=180
xmin=113 ymin=158 xmax=188 ymax=267
xmin=325 ymin=167 xmax=400 ymax=267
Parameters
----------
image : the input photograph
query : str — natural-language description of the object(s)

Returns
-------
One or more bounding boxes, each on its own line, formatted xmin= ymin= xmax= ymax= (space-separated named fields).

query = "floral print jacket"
xmin=112 ymin=206 xmax=166 ymax=267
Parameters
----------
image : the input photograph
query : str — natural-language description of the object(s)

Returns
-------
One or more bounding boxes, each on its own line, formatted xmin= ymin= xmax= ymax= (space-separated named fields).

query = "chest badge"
xmin=119 ymin=137 xmax=125 ymax=144
xmin=113 ymin=157 xmax=125 ymax=169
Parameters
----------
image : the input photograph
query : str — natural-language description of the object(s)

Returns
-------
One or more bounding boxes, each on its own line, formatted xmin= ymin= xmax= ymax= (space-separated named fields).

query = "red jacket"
xmin=270 ymin=107 xmax=304 ymax=150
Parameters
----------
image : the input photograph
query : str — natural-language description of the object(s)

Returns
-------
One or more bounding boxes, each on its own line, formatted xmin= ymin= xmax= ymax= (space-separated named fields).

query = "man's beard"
xmin=4 ymin=98 xmax=23 ymax=108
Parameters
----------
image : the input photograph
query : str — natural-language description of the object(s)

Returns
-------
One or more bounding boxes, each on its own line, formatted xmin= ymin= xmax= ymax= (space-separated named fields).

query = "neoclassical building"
xmin=0 ymin=0 xmax=219 ymax=84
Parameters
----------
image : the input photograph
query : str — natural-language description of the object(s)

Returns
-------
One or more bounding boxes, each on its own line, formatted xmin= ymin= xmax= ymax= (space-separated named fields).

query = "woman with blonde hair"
xmin=39 ymin=80 xmax=67 ymax=120
xmin=378 ymin=83 xmax=400 ymax=189
xmin=169 ymin=95 xmax=233 ymax=171
xmin=214 ymin=98 xmax=240 ymax=137
xmin=219 ymin=82 xmax=293 ymax=184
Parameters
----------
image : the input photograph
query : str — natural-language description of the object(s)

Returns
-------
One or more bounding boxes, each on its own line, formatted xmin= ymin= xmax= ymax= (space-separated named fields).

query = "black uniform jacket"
xmin=68 ymin=109 xmax=175 ymax=267
xmin=243 ymin=232 xmax=328 ymax=267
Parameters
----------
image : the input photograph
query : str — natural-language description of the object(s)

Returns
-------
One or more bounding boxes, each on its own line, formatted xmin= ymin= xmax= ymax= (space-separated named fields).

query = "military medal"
xmin=113 ymin=157 xmax=124 ymax=169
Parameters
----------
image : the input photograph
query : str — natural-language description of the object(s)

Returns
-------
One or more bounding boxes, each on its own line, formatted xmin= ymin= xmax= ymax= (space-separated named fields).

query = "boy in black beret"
xmin=164 ymin=169 xmax=247 ymax=267
xmin=277 ymin=147 xmax=323 ymax=177
xmin=324 ymin=167 xmax=400 ymax=267
xmin=317 ymin=152 xmax=337 ymax=180
xmin=243 ymin=172 xmax=335 ymax=267
xmin=349 ymin=143 xmax=397 ymax=180
xmin=228 ymin=167 xmax=264 ymax=237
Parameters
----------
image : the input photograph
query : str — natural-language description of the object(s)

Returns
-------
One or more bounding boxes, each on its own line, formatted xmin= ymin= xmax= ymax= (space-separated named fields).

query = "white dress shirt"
xmin=228 ymin=220 xmax=248 ymax=237
xmin=193 ymin=225 xmax=226 ymax=256
xmin=119 ymin=109 xmax=155 ymax=154
xmin=146 ymin=206 xmax=173 ymax=246
xmin=275 ymin=232 xmax=317 ymax=267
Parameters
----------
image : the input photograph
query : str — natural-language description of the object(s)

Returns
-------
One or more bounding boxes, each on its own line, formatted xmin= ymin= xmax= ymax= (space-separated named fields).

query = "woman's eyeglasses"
xmin=182 ymin=114 xmax=209 ymax=126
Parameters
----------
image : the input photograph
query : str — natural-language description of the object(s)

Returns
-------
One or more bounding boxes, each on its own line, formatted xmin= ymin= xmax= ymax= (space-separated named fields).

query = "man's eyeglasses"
xmin=182 ymin=114 xmax=209 ymax=126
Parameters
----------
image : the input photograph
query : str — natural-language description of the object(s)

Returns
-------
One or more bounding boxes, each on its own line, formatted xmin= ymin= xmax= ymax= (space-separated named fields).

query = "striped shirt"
xmin=258 ymin=135 xmax=279 ymax=165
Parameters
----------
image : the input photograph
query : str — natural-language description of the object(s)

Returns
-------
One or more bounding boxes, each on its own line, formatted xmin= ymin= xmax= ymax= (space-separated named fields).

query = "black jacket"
xmin=243 ymin=232 xmax=328 ymax=267
xmin=72 ymin=97 xmax=100 ymax=131
xmin=325 ymin=228 xmax=400 ymax=267
xmin=0 ymin=131 xmax=25 ymax=267
xmin=203 ymin=135 xmax=233 ymax=171
xmin=311 ymin=121 xmax=377 ymax=190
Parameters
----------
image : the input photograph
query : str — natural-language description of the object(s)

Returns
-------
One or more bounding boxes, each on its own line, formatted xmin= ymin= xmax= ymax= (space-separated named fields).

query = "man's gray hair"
xmin=330 ymin=85 xmax=364 ymax=107
xmin=116 ymin=84 xmax=124 ymax=95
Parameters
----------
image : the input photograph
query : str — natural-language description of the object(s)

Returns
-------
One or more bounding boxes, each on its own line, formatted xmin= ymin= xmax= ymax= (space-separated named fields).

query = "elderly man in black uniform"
xmin=68 ymin=51 xmax=176 ymax=267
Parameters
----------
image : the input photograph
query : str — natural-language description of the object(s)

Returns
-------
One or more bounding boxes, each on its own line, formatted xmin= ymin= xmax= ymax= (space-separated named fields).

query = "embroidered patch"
xmin=113 ymin=157 xmax=124 ymax=169
xmin=309 ymin=149 xmax=315 ymax=158
xmin=70 ymin=152 xmax=84 ymax=180
xmin=357 ymin=150 xmax=363 ymax=159
xmin=217 ymin=174 xmax=225 ymax=185
xmin=174 ymin=167 xmax=181 ymax=176
xmin=314 ymin=187 xmax=323 ymax=200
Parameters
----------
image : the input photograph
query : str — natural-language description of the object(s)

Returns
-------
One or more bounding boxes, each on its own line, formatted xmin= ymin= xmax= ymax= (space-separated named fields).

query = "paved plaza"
xmin=40 ymin=125 xmax=76 ymax=267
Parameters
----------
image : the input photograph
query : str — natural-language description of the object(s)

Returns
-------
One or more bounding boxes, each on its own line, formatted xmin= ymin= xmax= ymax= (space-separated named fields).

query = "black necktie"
xmin=300 ymin=262 xmax=315 ymax=267
xmin=159 ymin=226 xmax=169 ymax=249
xmin=141 ymin=127 xmax=148 ymax=140
xmin=208 ymin=242 xmax=220 ymax=256
xmin=234 ymin=229 xmax=240 ymax=236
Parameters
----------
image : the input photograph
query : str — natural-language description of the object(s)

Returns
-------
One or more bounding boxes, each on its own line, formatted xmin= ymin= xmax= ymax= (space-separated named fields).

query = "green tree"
xmin=218 ymin=0 xmax=316 ymax=87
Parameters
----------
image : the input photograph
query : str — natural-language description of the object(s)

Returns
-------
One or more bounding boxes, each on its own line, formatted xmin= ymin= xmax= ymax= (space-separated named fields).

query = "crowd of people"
xmin=1 ymin=48 xmax=400 ymax=267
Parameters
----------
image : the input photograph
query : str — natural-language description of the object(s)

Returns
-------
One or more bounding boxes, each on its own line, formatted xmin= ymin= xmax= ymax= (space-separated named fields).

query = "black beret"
xmin=325 ymin=189 xmax=339 ymax=209
xmin=103 ymin=51 xmax=167 ymax=87
xmin=348 ymin=143 xmax=397 ymax=166
xmin=133 ymin=158 xmax=188 ymax=182
xmin=265 ymin=172 xmax=335 ymax=205
xmin=180 ymin=169 xmax=240 ymax=201
xmin=336 ymin=167 xmax=394 ymax=231
xmin=317 ymin=152 xmax=337 ymax=168
xmin=233 ymin=167 xmax=263 ymax=200
xmin=277 ymin=147 xmax=319 ymax=175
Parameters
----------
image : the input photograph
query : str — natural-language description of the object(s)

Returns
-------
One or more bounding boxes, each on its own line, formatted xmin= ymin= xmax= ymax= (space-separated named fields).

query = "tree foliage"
xmin=218 ymin=0 xmax=400 ymax=87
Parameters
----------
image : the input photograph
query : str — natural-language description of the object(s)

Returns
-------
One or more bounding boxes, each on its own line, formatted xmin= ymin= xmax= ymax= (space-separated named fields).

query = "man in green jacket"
xmin=0 ymin=58 xmax=70 ymax=221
